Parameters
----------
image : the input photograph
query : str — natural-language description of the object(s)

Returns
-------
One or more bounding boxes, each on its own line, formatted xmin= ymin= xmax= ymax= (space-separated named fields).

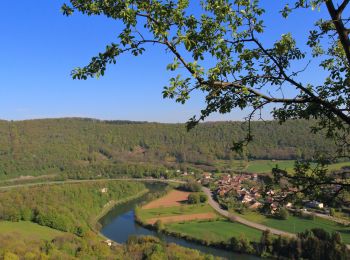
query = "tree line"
xmin=0 ymin=118 xmax=338 ymax=179
xmin=0 ymin=181 xmax=146 ymax=236
xmin=0 ymin=233 xmax=214 ymax=260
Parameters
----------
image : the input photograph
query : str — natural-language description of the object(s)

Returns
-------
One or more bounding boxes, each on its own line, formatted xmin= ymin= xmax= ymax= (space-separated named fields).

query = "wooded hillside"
xmin=0 ymin=118 xmax=336 ymax=179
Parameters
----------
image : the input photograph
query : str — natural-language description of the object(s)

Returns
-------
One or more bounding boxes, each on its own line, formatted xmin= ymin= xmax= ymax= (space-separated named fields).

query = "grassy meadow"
xmin=166 ymin=219 xmax=263 ymax=242
xmin=0 ymin=221 xmax=63 ymax=240
xmin=214 ymin=159 xmax=350 ymax=174
xmin=235 ymin=211 xmax=350 ymax=244
xmin=138 ymin=204 xmax=215 ymax=221
xmin=137 ymin=189 xmax=264 ymax=244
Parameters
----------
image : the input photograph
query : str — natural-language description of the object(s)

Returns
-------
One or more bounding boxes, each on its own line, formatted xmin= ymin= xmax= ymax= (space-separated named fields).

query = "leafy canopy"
xmin=62 ymin=0 xmax=349 ymax=145
xmin=61 ymin=1 xmax=350 ymax=200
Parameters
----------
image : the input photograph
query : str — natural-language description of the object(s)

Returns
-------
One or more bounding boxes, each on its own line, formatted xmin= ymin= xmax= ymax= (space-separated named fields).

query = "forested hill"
xmin=0 ymin=118 xmax=336 ymax=179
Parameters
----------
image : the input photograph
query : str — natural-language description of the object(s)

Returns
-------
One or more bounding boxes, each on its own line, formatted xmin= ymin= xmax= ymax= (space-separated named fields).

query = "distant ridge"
xmin=0 ymin=118 xmax=337 ymax=179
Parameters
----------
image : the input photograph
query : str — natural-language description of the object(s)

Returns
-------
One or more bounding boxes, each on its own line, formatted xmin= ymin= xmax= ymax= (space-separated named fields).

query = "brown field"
xmin=147 ymin=212 xmax=216 ymax=224
xmin=142 ymin=190 xmax=190 ymax=209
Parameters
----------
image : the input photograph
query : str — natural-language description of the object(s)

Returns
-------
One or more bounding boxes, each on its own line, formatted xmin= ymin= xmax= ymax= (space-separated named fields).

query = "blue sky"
xmin=0 ymin=1 xmax=327 ymax=122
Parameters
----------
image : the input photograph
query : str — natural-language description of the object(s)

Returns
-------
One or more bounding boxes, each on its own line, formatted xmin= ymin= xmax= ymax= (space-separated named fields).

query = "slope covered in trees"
xmin=0 ymin=118 xmax=337 ymax=179
xmin=0 ymin=180 xmax=146 ymax=235
xmin=0 ymin=231 xmax=215 ymax=259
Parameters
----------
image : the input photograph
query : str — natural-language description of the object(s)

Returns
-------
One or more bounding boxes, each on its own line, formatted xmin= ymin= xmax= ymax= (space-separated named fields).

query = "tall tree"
xmin=61 ymin=0 xmax=350 ymax=201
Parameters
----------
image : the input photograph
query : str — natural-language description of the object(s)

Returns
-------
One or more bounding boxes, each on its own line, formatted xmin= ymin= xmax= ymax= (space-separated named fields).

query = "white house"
xmin=306 ymin=201 xmax=324 ymax=209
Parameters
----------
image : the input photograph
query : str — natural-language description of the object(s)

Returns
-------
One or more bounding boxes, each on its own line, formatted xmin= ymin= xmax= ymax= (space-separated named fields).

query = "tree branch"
xmin=251 ymin=35 xmax=350 ymax=125
xmin=337 ymin=0 xmax=350 ymax=16
xmin=326 ymin=0 xmax=350 ymax=65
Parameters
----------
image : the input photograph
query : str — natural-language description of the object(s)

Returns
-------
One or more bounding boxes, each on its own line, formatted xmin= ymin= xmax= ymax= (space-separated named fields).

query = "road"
xmin=0 ymin=178 xmax=185 ymax=190
xmin=288 ymin=208 xmax=350 ymax=226
xmin=202 ymin=187 xmax=296 ymax=237
xmin=2 ymin=177 xmax=348 ymax=245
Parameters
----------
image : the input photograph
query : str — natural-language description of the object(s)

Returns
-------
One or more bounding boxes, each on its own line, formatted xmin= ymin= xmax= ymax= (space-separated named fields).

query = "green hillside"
xmin=0 ymin=118 xmax=339 ymax=179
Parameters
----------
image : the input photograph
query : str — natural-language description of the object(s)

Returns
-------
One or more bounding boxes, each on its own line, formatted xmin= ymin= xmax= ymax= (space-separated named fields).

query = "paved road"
xmin=3 ymin=177 xmax=349 ymax=244
xmin=0 ymin=178 xmax=185 ymax=190
xmin=288 ymin=208 xmax=350 ymax=225
xmin=202 ymin=187 xmax=295 ymax=237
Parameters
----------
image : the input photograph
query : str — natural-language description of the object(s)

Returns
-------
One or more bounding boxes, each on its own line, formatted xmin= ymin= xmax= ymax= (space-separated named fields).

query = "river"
xmin=99 ymin=182 xmax=259 ymax=260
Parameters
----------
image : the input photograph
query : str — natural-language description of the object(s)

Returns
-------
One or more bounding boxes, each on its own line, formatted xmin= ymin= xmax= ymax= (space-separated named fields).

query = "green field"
xmin=138 ymin=204 xmax=216 ymax=221
xmin=213 ymin=160 xmax=350 ymax=174
xmin=327 ymin=161 xmax=350 ymax=171
xmin=0 ymin=221 xmax=63 ymax=240
xmin=245 ymin=160 xmax=295 ymax=173
xmin=137 ymin=190 xmax=264 ymax=244
xmin=235 ymin=211 xmax=350 ymax=244
xmin=166 ymin=219 xmax=263 ymax=242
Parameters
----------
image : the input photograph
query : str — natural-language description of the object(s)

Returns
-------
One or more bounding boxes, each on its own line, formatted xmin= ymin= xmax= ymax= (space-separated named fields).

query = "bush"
xmin=199 ymin=193 xmax=207 ymax=203
xmin=3 ymin=252 xmax=19 ymax=260
xmin=154 ymin=220 xmax=164 ymax=232
xmin=20 ymin=208 xmax=33 ymax=221
xmin=277 ymin=208 xmax=289 ymax=220
xmin=298 ymin=211 xmax=315 ymax=220
xmin=179 ymin=181 xmax=201 ymax=192
xmin=230 ymin=235 xmax=254 ymax=254
xmin=235 ymin=205 xmax=246 ymax=214
xmin=188 ymin=194 xmax=200 ymax=204
xmin=75 ymin=225 xmax=87 ymax=237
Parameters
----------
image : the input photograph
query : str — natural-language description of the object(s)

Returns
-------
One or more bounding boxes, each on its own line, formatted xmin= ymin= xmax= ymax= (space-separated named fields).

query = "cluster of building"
xmin=214 ymin=173 xmax=263 ymax=209
xmin=201 ymin=172 xmax=326 ymax=214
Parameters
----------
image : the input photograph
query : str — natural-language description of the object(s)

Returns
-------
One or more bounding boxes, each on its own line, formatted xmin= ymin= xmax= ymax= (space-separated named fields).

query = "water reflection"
xmin=99 ymin=182 xmax=259 ymax=260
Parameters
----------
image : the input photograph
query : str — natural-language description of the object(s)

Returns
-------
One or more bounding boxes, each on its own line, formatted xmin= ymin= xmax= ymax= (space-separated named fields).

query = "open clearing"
xmin=142 ymin=190 xmax=190 ymax=209
xmin=0 ymin=221 xmax=63 ymax=240
xmin=137 ymin=189 xmax=264 ymax=244
xmin=213 ymin=159 xmax=350 ymax=174
xmin=147 ymin=212 xmax=216 ymax=224
xmin=234 ymin=211 xmax=350 ymax=244
xmin=139 ymin=192 xmax=217 ymax=224
xmin=139 ymin=204 xmax=216 ymax=220
xmin=166 ymin=219 xmax=263 ymax=242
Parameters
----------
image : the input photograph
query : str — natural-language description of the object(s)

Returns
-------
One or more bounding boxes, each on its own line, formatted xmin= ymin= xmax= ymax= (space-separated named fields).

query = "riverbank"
xmin=134 ymin=188 xmax=262 ymax=257
xmin=100 ymin=185 xmax=259 ymax=260
xmin=92 ymin=188 xmax=150 ymax=241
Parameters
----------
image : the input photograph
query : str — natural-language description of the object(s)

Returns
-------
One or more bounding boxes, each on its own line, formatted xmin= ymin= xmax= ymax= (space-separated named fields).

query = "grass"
xmin=213 ymin=159 xmax=350 ymax=174
xmin=235 ymin=211 xmax=350 ymax=244
xmin=138 ymin=204 xmax=215 ymax=221
xmin=327 ymin=161 xmax=350 ymax=171
xmin=166 ymin=219 xmax=263 ymax=243
xmin=246 ymin=160 xmax=296 ymax=173
xmin=0 ymin=221 xmax=63 ymax=240
xmin=137 ymin=189 xmax=264 ymax=244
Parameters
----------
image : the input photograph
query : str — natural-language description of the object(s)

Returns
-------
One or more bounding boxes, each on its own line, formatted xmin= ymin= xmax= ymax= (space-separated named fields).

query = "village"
xmin=199 ymin=171 xmax=326 ymax=215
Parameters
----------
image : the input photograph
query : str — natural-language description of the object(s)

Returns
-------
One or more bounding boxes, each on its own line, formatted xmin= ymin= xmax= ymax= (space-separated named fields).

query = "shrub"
xmin=20 ymin=208 xmax=33 ymax=221
xmin=75 ymin=225 xmax=87 ymax=237
xmin=230 ymin=235 xmax=254 ymax=254
xmin=188 ymin=194 xmax=200 ymax=204
xmin=179 ymin=181 xmax=201 ymax=192
xmin=199 ymin=193 xmax=207 ymax=203
xmin=299 ymin=211 xmax=315 ymax=220
xmin=154 ymin=220 xmax=164 ymax=232
xmin=277 ymin=208 xmax=289 ymax=220
xmin=3 ymin=252 xmax=19 ymax=260
xmin=235 ymin=205 xmax=246 ymax=214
